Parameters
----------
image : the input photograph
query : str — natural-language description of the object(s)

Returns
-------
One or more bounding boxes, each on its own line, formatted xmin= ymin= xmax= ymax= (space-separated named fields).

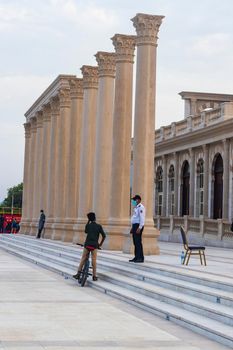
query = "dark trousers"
xmin=0 ymin=225 xmax=4 ymax=233
xmin=131 ymin=223 xmax=144 ymax=261
xmin=37 ymin=228 xmax=43 ymax=238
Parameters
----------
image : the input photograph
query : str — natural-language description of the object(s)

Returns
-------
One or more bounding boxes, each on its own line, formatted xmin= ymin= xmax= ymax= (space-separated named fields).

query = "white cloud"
xmin=190 ymin=33 xmax=232 ymax=56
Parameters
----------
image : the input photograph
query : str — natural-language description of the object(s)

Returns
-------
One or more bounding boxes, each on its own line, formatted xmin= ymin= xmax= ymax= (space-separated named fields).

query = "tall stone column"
xmin=31 ymin=111 xmax=43 ymax=235
xmin=223 ymin=139 xmax=230 ymax=219
xmin=127 ymin=13 xmax=164 ymax=255
xmin=107 ymin=34 xmax=136 ymax=250
xmin=53 ymin=89 xmax=71 ymax=240
xmin=27 ymin=118 xmax=37 ymax=233
xmin=44 ymin=97 xmax=59 ymax=239
xmin=20 ymin=122 xmax=31 ymax=234
xmin=189 ymin=148 xmax=195 ymax=217
xmin=174 ymin=152 xmax=179 ymax=216
xmin=64 ymin=79 xmax=83 ymax=242
xmin=92 ymin=52 xmax=116 ymax=226
xmin=162 ymin=155 xmax=167 ymax=216
xmin=76 ymin=66 xmax=98 ymax=242
xmin=39 ymin=105 xmax=51 ymax=213
xmin=203 ymin=144 xmax=209 ymax=217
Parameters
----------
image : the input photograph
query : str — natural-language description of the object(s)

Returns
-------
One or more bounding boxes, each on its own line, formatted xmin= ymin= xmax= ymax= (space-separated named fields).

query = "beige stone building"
xmin=154 ymin=92 xmax=233 ymax=246
xmin=20 ymin=13 xmax=164 ymax=255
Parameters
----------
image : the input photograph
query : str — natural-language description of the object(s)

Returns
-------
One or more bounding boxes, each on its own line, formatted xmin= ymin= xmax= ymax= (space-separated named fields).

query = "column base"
xmin=19 ymin=219 xmax=31 ymax=235
xmin=29 ymin=220 xmax=38 ymax=236
xmin=43 ymin=219 xmax=54 ymax=239
xmin=104 ymin=223 xmax=130 ymax=250
xmin=123 ymin=225 xmax=160 ymax=255
xmin=73 ymin=218 xmax=88 ymax=244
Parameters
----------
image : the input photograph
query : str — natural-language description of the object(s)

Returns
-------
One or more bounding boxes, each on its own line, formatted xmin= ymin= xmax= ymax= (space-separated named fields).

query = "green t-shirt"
xmin=84 ymin=222 xmax=106 ymax=248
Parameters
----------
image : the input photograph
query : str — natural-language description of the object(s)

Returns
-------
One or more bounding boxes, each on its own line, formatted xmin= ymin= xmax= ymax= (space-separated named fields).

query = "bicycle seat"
xmin=86 ymin=245 xmax=96 ymax=251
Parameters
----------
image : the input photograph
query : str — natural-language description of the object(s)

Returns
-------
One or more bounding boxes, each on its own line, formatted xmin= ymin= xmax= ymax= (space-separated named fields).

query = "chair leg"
xmin=199 ymin=250 xmax=203 ymax=265
xmin=186 ymin=251 xmax=191 ymax=265
xmin=202 ymin=251 xmax=207 ymax=266
xmin=183 ymin=251 xmax=188 ymax=265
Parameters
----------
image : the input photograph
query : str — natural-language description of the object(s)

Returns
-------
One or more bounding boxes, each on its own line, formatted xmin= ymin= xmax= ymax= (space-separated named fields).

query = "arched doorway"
xmin=181 ymin=161 xmax=190 ymax=216
xmin=213 ymin=154 xmax=223 ymax=219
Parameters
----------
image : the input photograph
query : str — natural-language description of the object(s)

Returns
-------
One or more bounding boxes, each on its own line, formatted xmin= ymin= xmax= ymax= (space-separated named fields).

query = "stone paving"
xmin=0 ymin=241 xmax=232 ymax=350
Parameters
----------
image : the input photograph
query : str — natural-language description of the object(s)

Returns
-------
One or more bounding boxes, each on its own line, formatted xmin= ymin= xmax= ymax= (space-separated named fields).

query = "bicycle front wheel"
xmin=80 ymin=259 xmax=90 ymax=287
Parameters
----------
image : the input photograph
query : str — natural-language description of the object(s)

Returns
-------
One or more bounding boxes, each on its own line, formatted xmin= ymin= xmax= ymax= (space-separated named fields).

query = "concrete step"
xmin=0 ymin=239 xmax=233 ymax=348
xmin=2 ymin=234 xmax=233 ymax=293
xmin=2 ymin=236 xmax=233 ymax=309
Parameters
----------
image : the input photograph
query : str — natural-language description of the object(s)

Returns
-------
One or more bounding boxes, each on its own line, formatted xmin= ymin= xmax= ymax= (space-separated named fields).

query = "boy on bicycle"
xmin=73 ymin=212 xmax=106 ymax=281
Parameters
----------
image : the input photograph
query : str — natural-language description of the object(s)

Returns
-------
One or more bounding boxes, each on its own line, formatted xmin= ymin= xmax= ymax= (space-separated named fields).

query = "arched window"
xmin=156 ymin=166 xmax=163 ymax=215
xmin=213 ymin=153 xmax=223 ymax=219
xmin=181 ymin=161 xmax=190 ymax=216
xmin=168 ymin=165 xmax=175 ymax=215
xmin=197 ymin=159 xmax=204 ymax=216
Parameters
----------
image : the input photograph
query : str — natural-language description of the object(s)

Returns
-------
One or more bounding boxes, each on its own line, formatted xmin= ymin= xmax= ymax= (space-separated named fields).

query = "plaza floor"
xmin=0 ymin=240 xmax=232 ymax=350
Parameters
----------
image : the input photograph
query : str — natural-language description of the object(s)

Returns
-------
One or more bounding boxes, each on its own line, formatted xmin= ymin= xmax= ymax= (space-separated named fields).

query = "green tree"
xmin=0 ymin=183 xmax=23 ymax=208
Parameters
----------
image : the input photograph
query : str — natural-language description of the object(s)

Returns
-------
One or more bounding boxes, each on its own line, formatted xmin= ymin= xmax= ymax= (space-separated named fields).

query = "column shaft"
xmin=174 ymin=152 xmax=179 ymax=216
xmin=109 ymin=35 xmax=136 ymax=228
xmin=54 ymin=89 xmax=71 ymax=223
xmin=32 ymin=112 xmax=43 ymax=232
xmin=189 ymin=148 xmax=195 ymax=216
xmin=132 ymin=14 xmax=164 ymax=225
xmin=27 ymin=118 xmax=37 ymax=227
xmin=203 ymin=144 xmax=209 ymax=217
xmin=65 ymin=79 xmax=83 ymax=223
xmin=223 ymin=139 xmax=230 ymax=219
xmin=39 ymin=105 xmax=51 ymax=213
xmin=93 ymin=52 xmax=116 ymax=222
xmin=47 ymin=98 xmax=59 ymax=219
xmin=20 ymin=123 xmax=31 ymax=232
xmin=77 ymin=66 xmax=98 ymax=226
xmin=162 ymin=155 xmax=167 ymax=216
xmin=129 ymin=13 xmax=164 ymax=255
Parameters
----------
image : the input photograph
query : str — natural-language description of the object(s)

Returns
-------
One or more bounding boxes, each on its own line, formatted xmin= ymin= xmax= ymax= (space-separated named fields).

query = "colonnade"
xmin=20 ymin=13 xmax=164 ymax=254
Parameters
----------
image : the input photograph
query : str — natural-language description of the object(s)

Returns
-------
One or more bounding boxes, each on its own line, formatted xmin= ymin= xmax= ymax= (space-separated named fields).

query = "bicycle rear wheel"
xmin=80 ymin=259 xmax=90 ymax=287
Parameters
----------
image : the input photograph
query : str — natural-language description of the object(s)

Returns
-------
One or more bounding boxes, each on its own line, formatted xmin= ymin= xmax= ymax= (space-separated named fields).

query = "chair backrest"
xmin=180 ymin=226 xmax=189 ymax=249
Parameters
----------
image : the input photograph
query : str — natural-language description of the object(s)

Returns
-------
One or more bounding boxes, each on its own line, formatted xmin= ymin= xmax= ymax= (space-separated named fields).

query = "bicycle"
xmin=75 ymin=243 xmax=101 ymax=287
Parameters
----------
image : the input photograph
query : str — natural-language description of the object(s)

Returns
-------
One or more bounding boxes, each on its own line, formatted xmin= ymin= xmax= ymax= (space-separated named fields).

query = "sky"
xmin=0 ymin=0 xmax=233 ymax=202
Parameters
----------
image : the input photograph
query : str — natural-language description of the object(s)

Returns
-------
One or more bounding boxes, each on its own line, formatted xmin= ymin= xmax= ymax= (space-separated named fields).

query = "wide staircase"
xmin=0 ymin=234 xmax=233 ymax=348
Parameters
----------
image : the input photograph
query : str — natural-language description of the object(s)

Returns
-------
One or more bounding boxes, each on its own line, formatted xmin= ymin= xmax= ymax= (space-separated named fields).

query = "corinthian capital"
xmin=59 ymin=88 xmax=71 ymax=108
xmin=50 ymin=97 xmax=60 ymax=116
xmin=95 ymin=52 xmax=116 ymax=78
xmin=24 ymin=122 xmax=31 ymax=138
xmin=30 ymin=117 xmax=37 ymax=133
xmin=35 ymin=111 xmax=43 ymax=128
xmin=42 ymin=104 xmax=51 ymax=122
xmin=81 ymin=65 xmax=98 ymax=89
xmin=70 ymin=78 xmax=83 ymax=99
xmin=111 ymin=34 xmax=136 ymax=63
xmin=131 ymin=13 xmax=164 ymax=46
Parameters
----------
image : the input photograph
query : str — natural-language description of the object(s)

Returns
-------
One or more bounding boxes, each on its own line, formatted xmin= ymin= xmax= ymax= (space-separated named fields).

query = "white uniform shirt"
xmin=131 ymin=203 xmax=145 ymax=229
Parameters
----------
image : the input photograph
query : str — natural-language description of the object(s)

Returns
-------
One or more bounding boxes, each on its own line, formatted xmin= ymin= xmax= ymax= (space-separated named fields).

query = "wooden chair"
xmin=180 ymin=226 xmax=206 ymax=266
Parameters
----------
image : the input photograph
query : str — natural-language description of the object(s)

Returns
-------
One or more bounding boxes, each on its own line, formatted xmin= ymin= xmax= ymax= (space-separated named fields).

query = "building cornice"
xmin=155 ymin=118 xmax=233 ymax=157
xmin=25 ymin=74 xmax=76 ymax=121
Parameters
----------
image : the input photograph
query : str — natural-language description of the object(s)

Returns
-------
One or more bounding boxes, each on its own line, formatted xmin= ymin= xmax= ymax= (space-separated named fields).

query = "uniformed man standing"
xmin=36 ymin=209 xmax=46 ymax=239
xmin=129 ymin=194 xmax=145 ymax=263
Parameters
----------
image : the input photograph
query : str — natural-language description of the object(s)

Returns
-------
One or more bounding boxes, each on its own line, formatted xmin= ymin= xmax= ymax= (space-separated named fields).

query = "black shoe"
xmin=134 ymin=259 xmax=144 ymax=263
xmin=129 ymin=258 xmax=136 ymax=262
xmin=73 ymin=273 xmax=81 ymax=280
xmin=92 ymin=276 xmax=98 ymax=281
